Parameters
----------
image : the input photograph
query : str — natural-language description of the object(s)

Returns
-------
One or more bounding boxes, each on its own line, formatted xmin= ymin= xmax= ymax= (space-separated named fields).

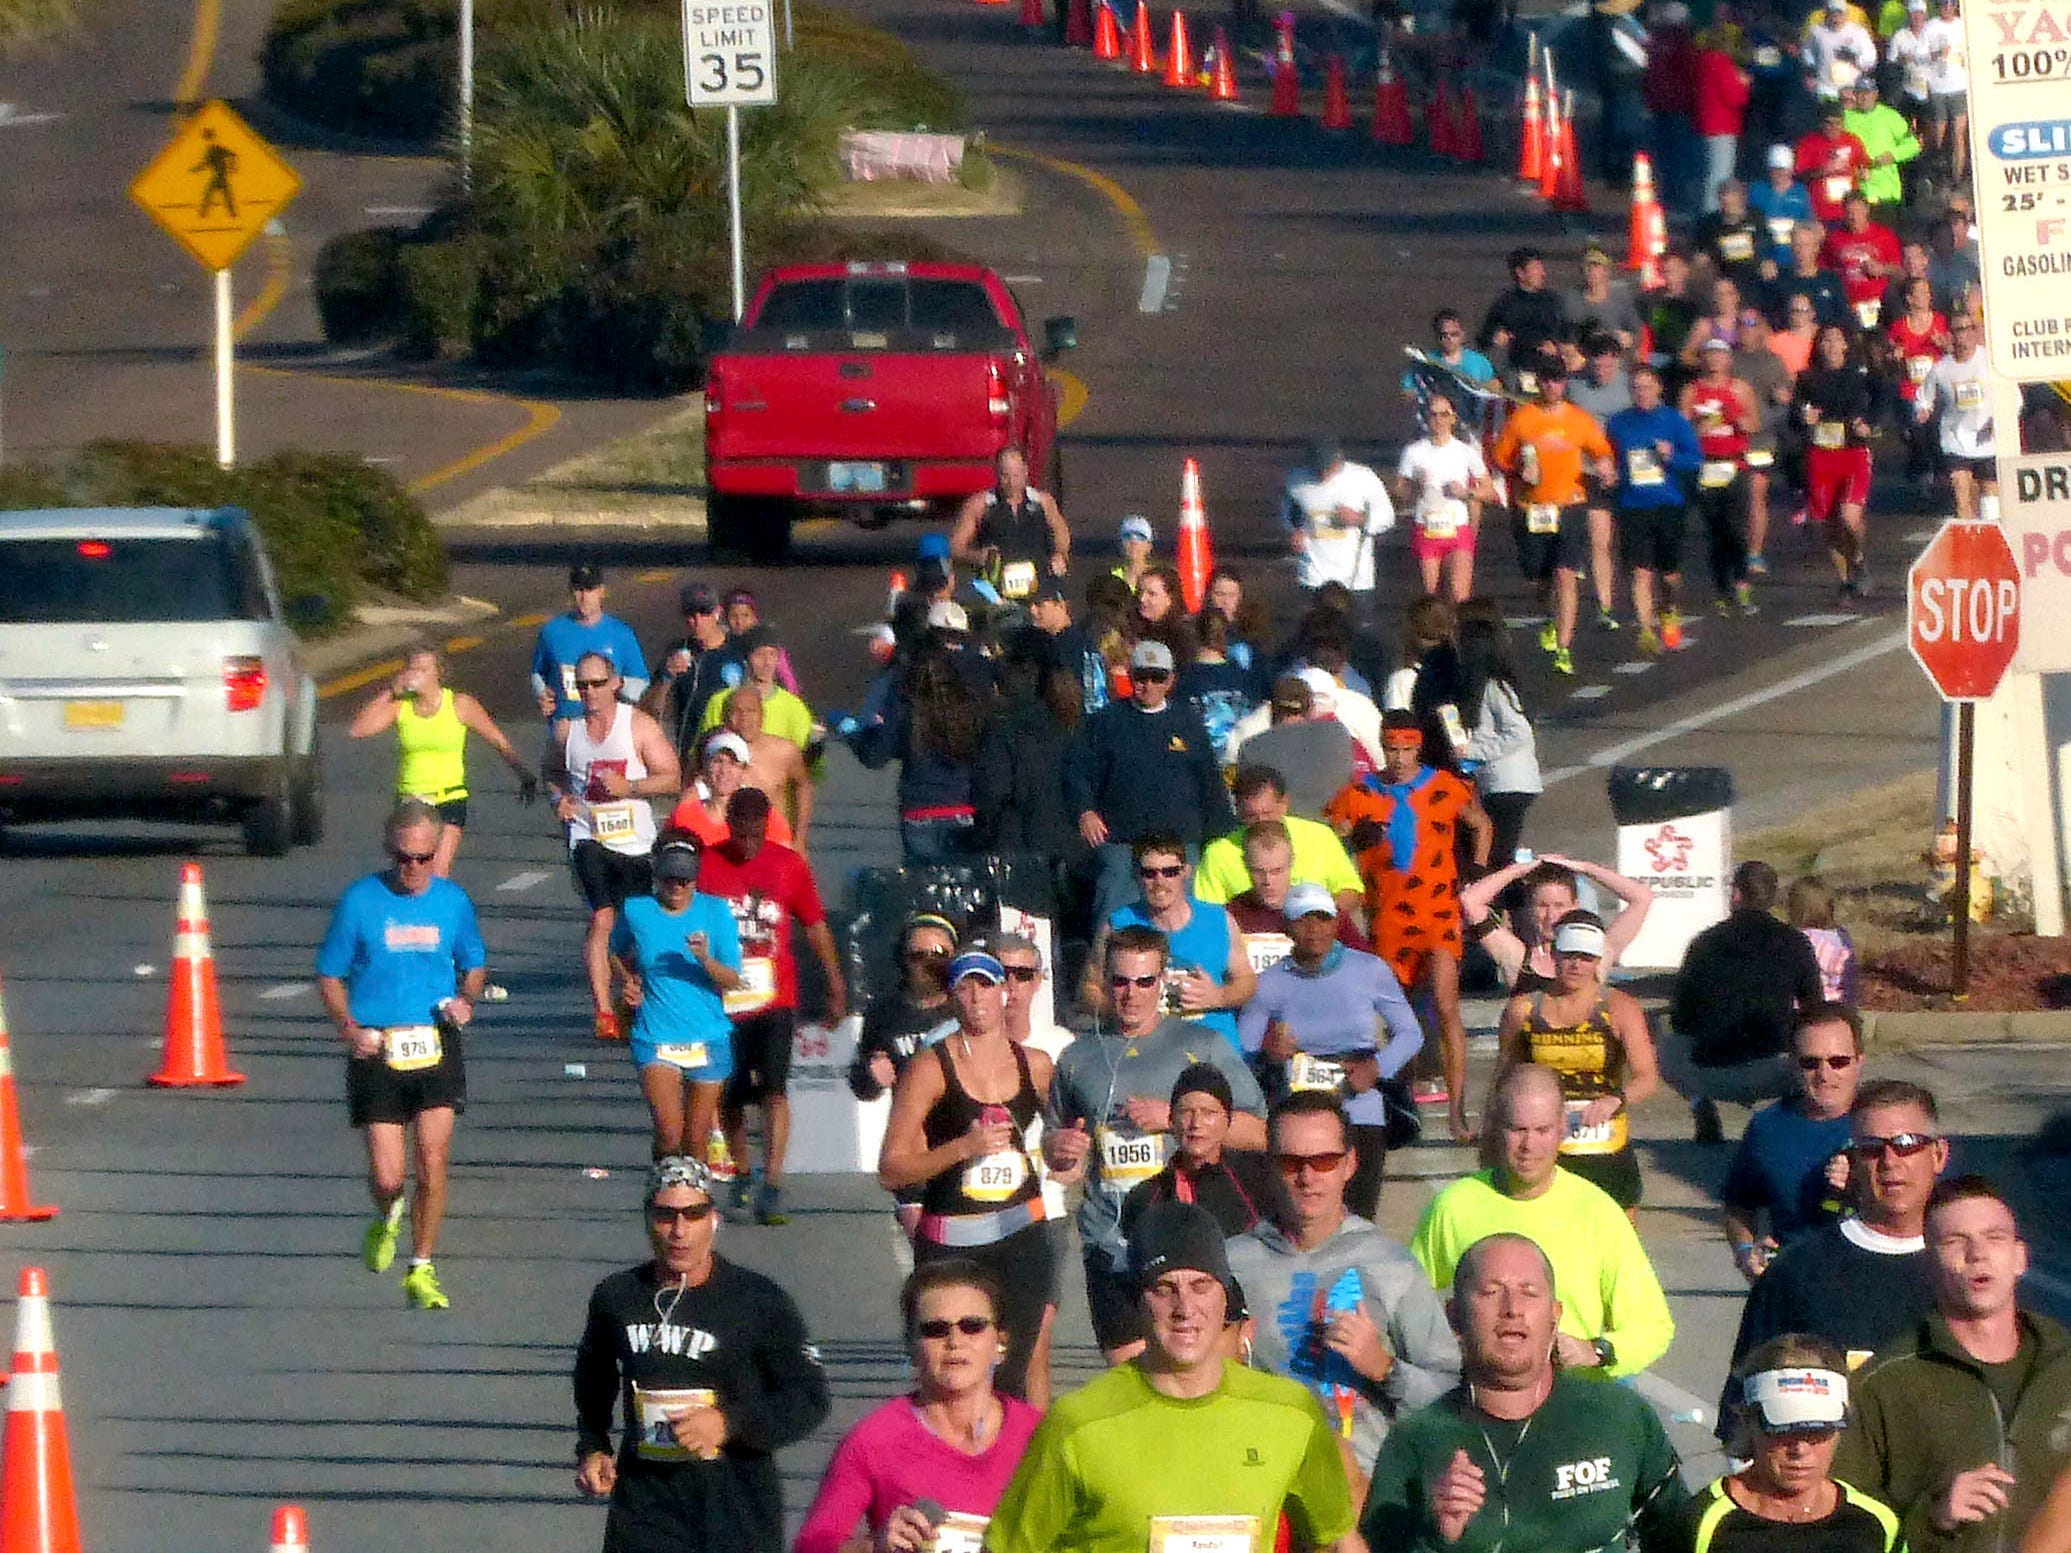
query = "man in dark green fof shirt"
xmin=1361 ymin=1232 xmax=1689 ymax=1553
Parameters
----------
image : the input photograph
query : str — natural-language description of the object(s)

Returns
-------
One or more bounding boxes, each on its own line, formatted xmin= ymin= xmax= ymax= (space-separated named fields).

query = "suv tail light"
xmin=704 ymin=363 xmax=725 ymax=435
xmin=225 ymin=656 xmax=267 ymax=712
xmin=986 ymin=359 xmax=1009 ymax=424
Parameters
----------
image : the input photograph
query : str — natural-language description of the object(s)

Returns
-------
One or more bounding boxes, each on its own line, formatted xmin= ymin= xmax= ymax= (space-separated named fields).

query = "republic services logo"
xmin=1645 ymin=824 xmax=1693 ymax=873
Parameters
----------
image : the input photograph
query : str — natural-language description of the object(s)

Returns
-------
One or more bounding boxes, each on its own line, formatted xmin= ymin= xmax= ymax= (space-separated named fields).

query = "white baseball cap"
xmin=1284 ymin=882 xmax=1339 ymax=921
xmin=1767 ymin=143 xmax=1796 ymax=170
xmin=926 ymin=600 xmax=970 ymax=633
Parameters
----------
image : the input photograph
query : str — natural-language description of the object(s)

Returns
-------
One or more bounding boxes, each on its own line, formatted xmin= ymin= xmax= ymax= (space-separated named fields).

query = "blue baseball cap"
xmin=1118 ymin=515 xmax=1154 ymax=544
xmin=917 ymin=533 xmax=952 ymax=562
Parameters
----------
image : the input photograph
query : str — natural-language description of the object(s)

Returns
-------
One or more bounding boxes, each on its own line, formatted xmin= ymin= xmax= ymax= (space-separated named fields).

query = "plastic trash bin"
xmin=1607 ymin=765 xmax=1736 ymax=970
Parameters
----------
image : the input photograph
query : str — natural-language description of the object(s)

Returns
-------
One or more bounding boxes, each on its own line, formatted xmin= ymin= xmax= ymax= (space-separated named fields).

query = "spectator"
xmin=1791 ymin=876 xmax=1859 ymax=1004
xmin=1410 ymin=1063 xmax=1677 ymax=1379
xmin=1233 ymin=677 xmax=1357 ymax=818
xmin=1178 ymin=608 xmax=1258 ymax=768
xmin=1063 ymin=639 xmax=1234 ymax=927
xmin=1112 ymin=513 xmax=1156 ymax=593
xmin=1118 ymin=1063 xmax=1274 ymax=1241
xmin=1643 ymin=1 xmax=1704 ymax=216
xmin=1238 ymin=886 xmax=1424 ymax=1214
xmin=1720 ymin=1004 xmax=1865 ymax=1282
xmin=1129 ymin=563 xmax=1193 ymax=659
xmin=1835 ymin=1177 xmax=2071 ymax=1553
xmin=972 ymin=646 xmax=1079 ymax=920
xmin=1201 ymin=566 xmax=1268 ymax=674
xmin=1723 ymin=1078 xmax=1948 ymax=1420
xmin=1695 ymin=30 xmax=1753 ymax=211
xmin=850 ymin=646 xmax=986 ymax=864
xmin=793 ymin=1261 xmax=1040 ymax=1553
xmin=1027 ymin=578 xmax=1109 ymax=718
xmin=1194 ymin=764 xmax=1363 ymax=915
xmin=1457 ymin=604 xmax=1542 ymax=867
xmin=1665 ymin=860 xmax=1826 ymax=1142
xmin=1461 ymin=853 xmax=1654 ymax=993
xmin=1226 ymin=1091 xmax=1462 ymax=1477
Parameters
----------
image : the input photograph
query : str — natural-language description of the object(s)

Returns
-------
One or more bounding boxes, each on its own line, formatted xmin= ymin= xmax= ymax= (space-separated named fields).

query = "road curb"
xmin=301 ymin=595 xmax=501 ymax=681
xmin=1865 ymin=1008 xmax=2071 ymax=1050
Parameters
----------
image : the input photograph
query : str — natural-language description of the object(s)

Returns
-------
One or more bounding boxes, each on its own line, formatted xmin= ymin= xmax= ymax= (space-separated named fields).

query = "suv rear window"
xmin=752 ymin=278 xmax=1004 ymax=333
xmin=0 ymin=537 xmax=263 ymax=624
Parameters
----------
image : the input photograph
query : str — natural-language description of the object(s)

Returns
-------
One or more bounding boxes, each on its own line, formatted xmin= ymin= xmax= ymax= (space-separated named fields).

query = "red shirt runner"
xmin=697 ymin=839 xmax=827 ymax=1012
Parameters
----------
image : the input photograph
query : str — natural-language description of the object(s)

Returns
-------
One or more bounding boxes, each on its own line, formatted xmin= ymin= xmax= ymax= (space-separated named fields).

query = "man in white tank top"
xmin=544 ymin=651 xmax=681 ymax=1042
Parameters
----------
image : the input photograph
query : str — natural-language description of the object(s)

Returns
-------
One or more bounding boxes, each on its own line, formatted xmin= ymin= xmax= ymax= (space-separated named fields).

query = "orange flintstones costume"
xmin=1324 ymin=767 xmax=1473 ymax=985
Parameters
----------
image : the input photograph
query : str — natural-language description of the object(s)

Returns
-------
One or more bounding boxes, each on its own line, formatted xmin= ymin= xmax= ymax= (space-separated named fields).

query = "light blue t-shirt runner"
xmin=529 ymin=612 xmax=651 ymax=720
xmin=1107 ymin=896 xmax=1242 ymax=1048
xmin=315 ymin=874 xmax=487 ymax=1028
xmin=609 ymin=892 xmax=743 ymax=1076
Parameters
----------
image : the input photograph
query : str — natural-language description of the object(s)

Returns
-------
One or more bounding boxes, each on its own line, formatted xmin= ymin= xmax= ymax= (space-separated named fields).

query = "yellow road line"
xmin=636 ymin=568 xmax=674 ymax=583
xmin=175 ymin=0 xmax=219 ymax=108
xmin=991 ymin=145 xmax=1159 ymax=259
xmin=1050 ymin=367 xmax=1089 ymax=427
xmin=509 ymin=611 xmax=551 ymax=629
xmin=445 ymin=635 xmax=483 ymax=653
xmin=232 ymin=229 xmax=293 ymax=341
xmin=320 ymin=657 xmax=406 ymax=699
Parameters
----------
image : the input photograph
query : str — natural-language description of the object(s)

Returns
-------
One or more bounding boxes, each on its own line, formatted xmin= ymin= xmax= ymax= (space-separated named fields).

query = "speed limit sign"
xmin=682 ymin=0 xmax=778 ymax=107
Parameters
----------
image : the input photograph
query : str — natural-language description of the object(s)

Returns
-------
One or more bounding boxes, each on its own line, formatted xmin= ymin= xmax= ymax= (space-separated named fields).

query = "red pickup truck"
xmin=702 ymin=261 xmax=1077 ymax=561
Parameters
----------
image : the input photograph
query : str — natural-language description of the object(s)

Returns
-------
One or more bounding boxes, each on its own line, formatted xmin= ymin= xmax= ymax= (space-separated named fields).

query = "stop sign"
xmin=1907 ymin=519 xmax=2022 ymax=702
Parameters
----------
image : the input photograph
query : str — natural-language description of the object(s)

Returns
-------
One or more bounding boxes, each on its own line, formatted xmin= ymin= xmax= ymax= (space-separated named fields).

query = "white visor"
xmin=1744 ymin=1367 xmax=1850 ymax=1433
xmin=1552 ymin=922 xmax=1607 ymax=959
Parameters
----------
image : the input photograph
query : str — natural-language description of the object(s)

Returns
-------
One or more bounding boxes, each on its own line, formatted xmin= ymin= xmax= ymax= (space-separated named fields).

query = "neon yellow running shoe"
xmin=403 ymin=1261 xmax=451 ymax=1310
xmin=363 ymin=1198 xmax=404 ymax=1274
xmin=1537 ymin=621 xmax=1558 ymax=654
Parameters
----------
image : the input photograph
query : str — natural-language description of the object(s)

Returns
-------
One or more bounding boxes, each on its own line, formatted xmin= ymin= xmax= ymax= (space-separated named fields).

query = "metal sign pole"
xmin=784 ymin=0 xmax=794 ymax=47
xmin=214 ymin=268 xmax=234 ymax=468
xmin=460 ymin=0 xmax=475 ymax=188
xmin=1953 ymin=700 xmax=1975 ymax=1000
xmin=728 ymin=104 xmax=745 ymax=322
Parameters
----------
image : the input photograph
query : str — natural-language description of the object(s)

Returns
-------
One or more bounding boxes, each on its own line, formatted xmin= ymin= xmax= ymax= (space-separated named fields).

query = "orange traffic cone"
xmin=1092 ymin=0 xmax=1122 ymax=58
xmin=1456 ymin=84 xmax=1484 ymax=163
xmin=1127 ymin=0 xmax=1157 ymax=71
xmin=269 ymin=1506 xmax=310 ymax=1553
xmin=1371 ymin=50 xmax=1412 ymax=144
xmin=0 ymin=982 xmax=55 ymax=1223
xmin=1628 ymin=151 xmax=1662 ymax=267
xmin=1518 ymin=75 xmax=1543 ymax=179
xmin=1320 ymin=54 xmax=1351 ymax=129
xmin=1537 ymin=90 xmax=1562 ymax=199
xmin=1021 ymin=0 xmax=1046 ymax=30
xmin=1162 ymin=9 xmax=1195 ymax=86
xmin=0 ymin=1269 xmax=80 ymax=1553
xmin=150 ymin=861 xmax=245 ymax=1088
xmin=1175 ymin=458 xmax=1216 ymax=613
xmin=1553 ymin=90 xmax=1588 ymax=211
xmin=1207 ymin=26 xmax=1239 ymax=99
xmin=1066 ymin=0 xmax=1092 ymax=44
xmin=1269 ymin=19 xmax=1299 ymax=115
xmin=1430 ymin=78 xmax=1457 ymax=157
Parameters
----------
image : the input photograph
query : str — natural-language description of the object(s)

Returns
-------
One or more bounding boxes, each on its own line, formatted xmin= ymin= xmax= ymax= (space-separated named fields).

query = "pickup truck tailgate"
xmin=708 ymin=349 xmax=1002 ymax=462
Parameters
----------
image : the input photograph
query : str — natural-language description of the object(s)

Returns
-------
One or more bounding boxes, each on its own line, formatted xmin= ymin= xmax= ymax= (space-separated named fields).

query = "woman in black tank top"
xmin=879 ymin=949 xmax=1060 ymax=1404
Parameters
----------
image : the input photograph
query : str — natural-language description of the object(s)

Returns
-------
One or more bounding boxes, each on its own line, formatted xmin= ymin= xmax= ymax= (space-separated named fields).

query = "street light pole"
xmin=459 ymin=0 xmax=475 ymax=188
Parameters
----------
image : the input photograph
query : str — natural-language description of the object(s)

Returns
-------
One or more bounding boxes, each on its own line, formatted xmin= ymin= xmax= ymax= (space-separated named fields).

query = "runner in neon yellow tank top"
xmin=349 ymin=647 xmax=538 ymax=876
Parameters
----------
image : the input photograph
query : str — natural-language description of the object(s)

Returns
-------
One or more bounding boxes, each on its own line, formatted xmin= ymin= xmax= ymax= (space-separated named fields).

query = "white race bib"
xmin=1148 ymin=1515 xmax=1261 ymax=1553
xmin=1418 ymin=500 xmax=1465 ymax=539
xmin=1812 ymin=421 xmax=1847 ymax=450
xmin=1242 ymin=932 xmax=1294 ymax=976
xmin=1699 ymin=459 xmax=1740 ymax=489
xmin=1626 ymin=448 xmax=1664 ymax=487
xmin=1907 ymin=354 xmax=1935 ymax=384
xmin=1767 ymin=216 xmax=1797 ymax=249
xmin=1853 ymin=298 xmax=1882 ymax=329
xmin=653 ymin=1041 xmax=710 ymax=1071
xmin=382 ymin=1025 xmax=442 ymax=1073
xmin=1097 ymin=1125 xmax=1167 ymax=1185
xmin=1525 ymin=502 xmax=1561 ymax=535
xmin=1562 ymin=1098 xmax=1628 ymax=1154
xmin=560 ymin=663 xmax=579 ymax=700
xmin=1289 ymin=1052 xmax=1347 ymax=1093
xmin=723 ymin=957 xmax=776 ymax=1016
xmin=1001 ymin=560 xmax=1038 ymax=600
xmin=590 ymin=801 xmax=639 ymax=843
xmin=1954 ymin=380 xmax=1985 ymax=410
xmin=632 ymin=1385 xmax=717 ymax=1461
xmin=1745 ymin=447 xmax=1775 ymax=468
xmin=960 ymin=1150 xmax=1028 ymax=1203
xmin=1719 ymin=230 xmax=1755 ymax=262
xmin=931 ymin=1512 xmax=990 ymax=1553
xmin=1824 ymin=174 xmax=1852 ymax=205
xmin=1517 ymin=371 xmax=1540 ymax=396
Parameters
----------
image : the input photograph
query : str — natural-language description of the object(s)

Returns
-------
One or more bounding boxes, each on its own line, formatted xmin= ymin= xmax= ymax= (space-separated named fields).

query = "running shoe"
xmin=1596 ymin=609 xmax=1622 ymax=632
xmin=1660 ymin=610 xmax=1686 ymax=651
xmin=705 ymin=1130 xmax=741 ymax=1183
xmin=1735 ymin=581 xmax=1759 ymax=616
xmin=755 ymin=1184 xmax=789 ymax=1227
xmin=593 ymin=1008 xmax=623 ymax=1042
xmin=1538 ymin=621 xmax=1558 ymax=654
xmin=1713 ymin=596 xmax=1732 ymax=617
xmin=1692 ymin=1099 xmax=1725 ymax=1146
xmin=1852 ymin=566 xmax=1873 ymax=599
xmin=1411 ymin=1077 xmax=1451 ymax=1106
xmin=1746 ymin=552 xmax=1768 ymax=576
xmin=726 ymin=1178 xmax=755 ymax=1225
xmin=363 ymin=1198 xmax=404 ymax=1274
xmin=1551 ymin=646 xmax=1575 ymax=676
xmin=1837 ymin=582 xmax=1861 ymax=612
xmin=403 ymin=1261 xmax=451 ymax=1310
xmin=1637 ymin=625 xmax=1662 ymax=657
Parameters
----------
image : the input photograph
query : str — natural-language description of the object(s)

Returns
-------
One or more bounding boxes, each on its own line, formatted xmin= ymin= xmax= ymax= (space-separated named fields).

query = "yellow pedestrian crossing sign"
xmin=130 ymin=101 xmax=302 ymax=271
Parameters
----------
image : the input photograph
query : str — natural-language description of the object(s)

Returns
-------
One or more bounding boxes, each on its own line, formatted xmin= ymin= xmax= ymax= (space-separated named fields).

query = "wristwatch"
xmin=1591 ymin=1337 xmax=1617 ymax=1369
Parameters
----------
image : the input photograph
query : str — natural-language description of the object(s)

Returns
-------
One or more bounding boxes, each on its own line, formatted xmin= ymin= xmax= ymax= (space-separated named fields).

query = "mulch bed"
xmin=1860 ymin=932 xmax=2071 ymax=1012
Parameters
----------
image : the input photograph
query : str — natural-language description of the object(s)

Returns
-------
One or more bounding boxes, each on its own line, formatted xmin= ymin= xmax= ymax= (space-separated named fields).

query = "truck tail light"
xmin=225 ymin=656 xmax=267 ymax=712
xmin=704 ymin=365 xmax=724 ymax=435
xmin=987 ymin=359 xmax=1010 ymax=423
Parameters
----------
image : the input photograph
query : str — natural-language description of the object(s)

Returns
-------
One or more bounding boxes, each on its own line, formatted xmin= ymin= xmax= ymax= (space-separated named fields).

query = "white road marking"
xmin=1505 ymin=615 xmax=1549 ymax=629
xmin=1138 ymin=254 xmax=1172 ymax=313
xmin=497 ymin=870 xmax=554 ymax=893
xmin=63 ymin=1088 xmax=117 ymax=1107
xmin=0 ymin=104 xmax=64 ymax=127
xmin=259 ymin=982 xmax=311 ymax=1001
xmin=1905 ymin=528 xmax=1935 ymax=543
xmin=1784 ymin=612 xmax=1861 ymax=628
xmin=1543 ymin=627 xmax=1906 ymax=789
xmin=1613 ymin=661 xmax=1654 ymax=675
xmin=1630 ymin=1369 xmax=1711 ymax=1425
xmin=364 ymin=204 xmax=435 ymax=218
xmin=1002 ymin=274 xmax=1044 ymax=284
xmin=1571 ymin=684 xmax=1612 ymax=700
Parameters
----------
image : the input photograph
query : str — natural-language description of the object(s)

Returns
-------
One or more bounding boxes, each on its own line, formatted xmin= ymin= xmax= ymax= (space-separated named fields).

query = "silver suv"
xmin=0 ymin=507 xmax=323 ymax=855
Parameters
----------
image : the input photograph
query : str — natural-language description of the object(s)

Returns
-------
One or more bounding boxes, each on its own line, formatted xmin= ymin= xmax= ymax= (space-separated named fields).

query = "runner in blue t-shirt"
xmin=316 ymin=799 xmax=488 ymax=1311
xmin=530 ymin=561 xmax=651 ymax=720
xmin=1090 ymin=832 xmax=1256 ymax=1049
xmin=609 ymin=839 xmax=745 ymax=1163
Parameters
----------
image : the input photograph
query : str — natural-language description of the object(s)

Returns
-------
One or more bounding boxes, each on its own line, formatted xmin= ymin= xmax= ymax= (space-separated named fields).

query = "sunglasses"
xmin=1275 ymin=1150 xmax=1348 ymax=1176
xmin=392 ymin=849 xmax=437 ymax=865
xmin=647 ymin=1202 xmax=716 ymax=1224
xmin=1003 ymin=965 xmax=1042 ymax=983
xmin=904 ymin=945 xmax=952 ymax=961
xmin=575 ymin=677 xmax=614 ymax=690
xmin=1135 ymin=669 xmax=1173 ymax=684
xmin=1797 ymin=1054 xmax=1858 ymax=1071
xmin=1849 ymin=1132 xmax=1940 ymax=1159
xmin=915 ymin=1315 xmax=995 ymax=1339
xmin=1428 ymin=408 xmax=1457 ymax=419
xmin=1110 ymin=972 xmax=1162 ymax=990
xmin=1137 ymin=863 xmax=1186 ymax=879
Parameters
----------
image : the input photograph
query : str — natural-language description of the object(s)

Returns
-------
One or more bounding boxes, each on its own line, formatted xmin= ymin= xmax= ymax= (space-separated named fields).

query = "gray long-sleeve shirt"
xmin=1225 ymin=1215 xmax=1462 ymax=1464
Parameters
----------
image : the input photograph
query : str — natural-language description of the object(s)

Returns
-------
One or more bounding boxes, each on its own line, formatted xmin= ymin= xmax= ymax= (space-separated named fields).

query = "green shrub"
xmin=313 ymin=226 xmax=408 ymax=342
xmin=261 ymin=0 xmax=457 ymax=138
xmin=397 ymin=236 xmax=482 ymax=358
xmin=0 ymin=0 xmax=82 ymax=54
xmin=0 ymin=442 xmax=446 ymax=635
